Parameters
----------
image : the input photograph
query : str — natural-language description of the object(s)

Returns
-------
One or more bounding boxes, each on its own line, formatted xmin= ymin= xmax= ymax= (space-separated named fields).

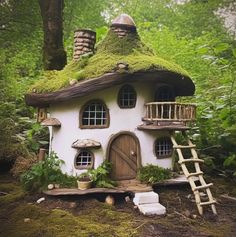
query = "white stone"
xmin=36 ymin=197 xmax=45 ymax=204
xmin=24 ymin=218 xmax=31 ymax=223
xmin=138 ymin=203 xmax=166 ymax=216
xmin=133 ymin=191 xmax=159 ymax=206
xmin=47 ymin=184 xmax=54 ymax=190
xmin=105 ymin=195 xmax=115 ymax=206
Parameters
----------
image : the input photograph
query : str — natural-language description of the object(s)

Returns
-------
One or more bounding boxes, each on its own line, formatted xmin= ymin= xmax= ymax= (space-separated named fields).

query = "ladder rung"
xmin=186 ymin=171 xmax=203 ymax=178
xmin=193 ymin=183 xmax=213 ymax=191
xmin=173 ymin=145 xmax=196 ymax=149
xmin=199 ymin=200 xmax=217 ymax=206
xmin=178 ymin=158 xmax=204 ymax=164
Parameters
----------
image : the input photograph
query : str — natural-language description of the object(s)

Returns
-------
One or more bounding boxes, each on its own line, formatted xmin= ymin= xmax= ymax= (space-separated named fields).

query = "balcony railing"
xmin=143 ymin=102 xmax=196 ymax=122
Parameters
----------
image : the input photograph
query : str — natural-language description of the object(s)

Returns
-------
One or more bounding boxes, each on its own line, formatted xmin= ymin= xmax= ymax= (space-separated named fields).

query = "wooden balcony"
xmin=138 ymin=102 xmax=196 ymax=131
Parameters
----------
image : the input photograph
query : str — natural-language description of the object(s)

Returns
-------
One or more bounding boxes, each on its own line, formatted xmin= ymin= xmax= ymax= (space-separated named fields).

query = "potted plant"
xmin=77 ymin=172 xmax=93 ymax=190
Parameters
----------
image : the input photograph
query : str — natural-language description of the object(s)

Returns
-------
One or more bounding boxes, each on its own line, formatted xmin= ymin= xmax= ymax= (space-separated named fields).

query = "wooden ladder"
xmin=170 ymin=131 xmax=217 ymax=215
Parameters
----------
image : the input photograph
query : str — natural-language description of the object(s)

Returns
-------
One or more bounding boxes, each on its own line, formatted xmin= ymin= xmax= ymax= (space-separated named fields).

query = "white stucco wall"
xmin=49 ymin=82 xmax=173 ymax=176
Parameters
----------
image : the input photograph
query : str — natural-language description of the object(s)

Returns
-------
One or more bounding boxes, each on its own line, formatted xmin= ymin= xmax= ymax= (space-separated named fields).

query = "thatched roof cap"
xmin=111 ymin=14 xmax=136 ymax=29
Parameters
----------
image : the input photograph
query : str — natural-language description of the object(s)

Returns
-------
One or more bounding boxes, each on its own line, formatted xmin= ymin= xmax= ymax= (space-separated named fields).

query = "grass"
xmin=0 ymin=183 xmax=25 ymax=205
xmin=30 ymin=30 xmax=190 ymax=93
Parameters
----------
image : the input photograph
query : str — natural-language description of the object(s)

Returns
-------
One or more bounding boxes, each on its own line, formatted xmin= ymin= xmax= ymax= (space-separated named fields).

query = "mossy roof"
xmin=30 ymin=30 xmax=190 ymax=93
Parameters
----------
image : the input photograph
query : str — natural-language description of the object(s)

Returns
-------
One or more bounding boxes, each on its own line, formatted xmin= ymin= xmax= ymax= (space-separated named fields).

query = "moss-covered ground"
xmin=31 ymin=30 xmax=190 ymax=93
xmin=0 ymin=174 xmax=236 ymax=237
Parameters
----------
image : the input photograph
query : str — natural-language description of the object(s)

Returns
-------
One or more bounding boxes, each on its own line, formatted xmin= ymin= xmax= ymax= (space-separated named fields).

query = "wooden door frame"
xmin=106 ymin=131 xmax=142 ymax=170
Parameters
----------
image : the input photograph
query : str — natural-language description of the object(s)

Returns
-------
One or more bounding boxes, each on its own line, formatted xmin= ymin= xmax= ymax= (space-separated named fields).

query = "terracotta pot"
xmin=77 ymin=180 xmax=93 ymax=190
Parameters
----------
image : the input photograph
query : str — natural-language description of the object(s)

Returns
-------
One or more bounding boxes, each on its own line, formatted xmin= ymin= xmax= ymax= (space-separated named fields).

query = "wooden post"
xmin=38 ymin=148 xmax=47 ymax=161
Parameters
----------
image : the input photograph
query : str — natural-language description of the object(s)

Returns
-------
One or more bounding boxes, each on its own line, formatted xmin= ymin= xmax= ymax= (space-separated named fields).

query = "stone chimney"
xmin=73 ymin=29 xmax=96 ymax=60
xmin=111 ymin=14 xmax=136 ymax=38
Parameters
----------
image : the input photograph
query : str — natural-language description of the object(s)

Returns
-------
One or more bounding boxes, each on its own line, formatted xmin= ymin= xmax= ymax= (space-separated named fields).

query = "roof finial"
xmin=111 ymin=14 xmax=136 ymax=38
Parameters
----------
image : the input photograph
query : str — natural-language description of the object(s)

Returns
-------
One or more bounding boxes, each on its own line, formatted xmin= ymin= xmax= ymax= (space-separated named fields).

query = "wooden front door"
xmin=108 ymin=132 xmax=140 ymax=181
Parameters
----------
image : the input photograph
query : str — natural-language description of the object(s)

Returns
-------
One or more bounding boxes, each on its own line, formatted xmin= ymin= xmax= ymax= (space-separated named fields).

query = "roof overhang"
xmin=25 ymin=71 xmax=195 ymax=107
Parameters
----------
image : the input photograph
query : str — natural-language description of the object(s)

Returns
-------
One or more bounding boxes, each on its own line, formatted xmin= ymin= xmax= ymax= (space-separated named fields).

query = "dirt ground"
xmin=0 ymin=174 xmax=236 ymax=237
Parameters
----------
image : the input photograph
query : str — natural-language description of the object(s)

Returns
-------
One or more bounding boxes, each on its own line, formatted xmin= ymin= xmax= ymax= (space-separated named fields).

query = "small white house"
xmin=25 ymin=14 xmax=196 ymax=181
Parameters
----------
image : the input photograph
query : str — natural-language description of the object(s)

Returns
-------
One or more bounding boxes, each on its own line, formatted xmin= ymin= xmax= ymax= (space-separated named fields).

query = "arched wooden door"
xmin=107 ymin=132 xmax=140 ymax=181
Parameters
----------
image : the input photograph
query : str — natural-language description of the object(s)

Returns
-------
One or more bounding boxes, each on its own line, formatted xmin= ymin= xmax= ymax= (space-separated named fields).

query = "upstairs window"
xmin=154 ymin=137 xmax=173 ymax=158
xmin=75 ymin=149 xmax=94 ymax=169
xmin=118 ymin=85 xmax=137 ymax=108
xmin=80 ymin=100 xmax=109 ymax=128
xmin=155 ymin=86 xmax=175 ymax=102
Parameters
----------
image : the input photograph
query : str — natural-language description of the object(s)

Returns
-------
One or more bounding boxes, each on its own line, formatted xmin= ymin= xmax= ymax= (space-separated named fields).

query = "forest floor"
xmin=0 ymin=173 xmax=236 ymax=237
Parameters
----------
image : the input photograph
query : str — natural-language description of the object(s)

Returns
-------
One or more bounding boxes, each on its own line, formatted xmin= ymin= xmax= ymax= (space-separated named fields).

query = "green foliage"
xmin=24 ymin=123 xmax=49 ymax=153
xmin=223 ymin=154 xmax=236 ymax=177
xmin=0 ymin=183 xmax=25 ymax=205
xmin=21 ymin=152 xmax=76 ymax=192
xmin=87 ymin=160 xmax=117 ymax=188
xmin=138 ymin=164 xmax=172 ymax=184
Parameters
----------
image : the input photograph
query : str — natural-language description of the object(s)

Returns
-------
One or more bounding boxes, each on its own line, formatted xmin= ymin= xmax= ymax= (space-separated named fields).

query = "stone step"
xmin=133 ymin=191 xmax=159 ymax=205
xmin=138 ymin=203 xmax=166 ymax=216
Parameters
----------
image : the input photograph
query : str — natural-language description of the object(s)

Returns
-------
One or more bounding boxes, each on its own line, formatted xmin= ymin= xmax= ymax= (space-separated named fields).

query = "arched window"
xmin=118 ymin=85 xmax=137 ymax=108
xmin=155 ymin=86 xmax=175 ymax=102
xmin=80 ymin=100 xmax=109 ymax=128
xmin=75 ymin=149 xmax=94 ymax=169
xmin=154 ymin=137 xmax=173 ymax=158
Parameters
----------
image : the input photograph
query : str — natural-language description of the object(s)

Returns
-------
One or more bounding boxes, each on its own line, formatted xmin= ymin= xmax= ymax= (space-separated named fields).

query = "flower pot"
xmin=77 ymin=180 xmax=93 ymax=190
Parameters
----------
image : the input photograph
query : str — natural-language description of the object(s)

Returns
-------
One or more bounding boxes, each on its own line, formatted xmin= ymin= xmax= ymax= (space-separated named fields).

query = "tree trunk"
xmin=38 ymin=0 xmax=67 ymax=70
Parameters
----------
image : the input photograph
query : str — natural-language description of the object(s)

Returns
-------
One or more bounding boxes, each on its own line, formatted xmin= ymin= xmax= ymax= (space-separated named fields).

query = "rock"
xmin=69 ymin=202 xmax=77 ymax=209
xmin=24 ymin=218 xmax=30 ymax=223
xmin=192 ymin=214 xmax=197 ymax=219
xmin=199 ymin=192 xmax=207 ymax=197
xmin=47 ymin=184 xmax=54 ymax=190
xmin=138 ymin=203 xmax=166 ymax=216
xmin=36 ymin=197 xmax=45 ymax=204
xmin=69 ymin=79 xmax=77 ymax=86
xmin=183 ymin=210 xmax=191 ymax=218
xmin=133 ymin=191 xmax=159 ymax=205
xmin=125 ymin=196 xmax=131 ymax=202
xmin=105 ymin=195 xmax=115 ymax=206
xmin=187 ymin=194 xmax=192 ymax=199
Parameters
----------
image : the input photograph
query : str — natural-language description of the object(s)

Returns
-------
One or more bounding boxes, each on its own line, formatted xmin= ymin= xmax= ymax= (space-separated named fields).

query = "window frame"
xmin=117 ymin=84 xmax=137 ymax=109
xmin=74 ymin=149 xmax=94 ymax=170
xmin=154 ymin=137 xmax=173 ymax=159
xmin=79 ymin=99 xmax=110 ymax=129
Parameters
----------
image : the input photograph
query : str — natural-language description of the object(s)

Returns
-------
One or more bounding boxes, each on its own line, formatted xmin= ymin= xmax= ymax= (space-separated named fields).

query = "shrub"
xmin=20 ymin=152 xmax=76 ymax=192
xmin=87 ymin=160 xmax=116 ymax=188
xmin=137 ymin=164 xmax=172 ymax=184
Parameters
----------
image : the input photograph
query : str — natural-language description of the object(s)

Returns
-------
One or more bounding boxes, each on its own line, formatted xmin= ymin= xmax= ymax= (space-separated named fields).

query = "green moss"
xmin=0 ymin=183 xmax=25 ymax=205
xmin=31 ymin=30 xmax=189 ymax=93
xmin=0 ymin=202 xmax=137 ymax=237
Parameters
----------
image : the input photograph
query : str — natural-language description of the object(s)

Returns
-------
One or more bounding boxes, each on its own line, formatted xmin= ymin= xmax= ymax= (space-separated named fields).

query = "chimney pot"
xmin=73 ymin=29 xmax=96 ymax=60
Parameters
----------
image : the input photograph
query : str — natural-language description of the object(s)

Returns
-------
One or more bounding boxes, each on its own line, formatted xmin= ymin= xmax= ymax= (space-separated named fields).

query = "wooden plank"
xmin=43 ymin=188 xmax=127 ymax=196
xmin=137 ymin=124 xmax=190 ymax=131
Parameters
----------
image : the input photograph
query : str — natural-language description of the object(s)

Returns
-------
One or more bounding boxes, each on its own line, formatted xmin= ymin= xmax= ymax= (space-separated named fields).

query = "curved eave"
xmin=25 ymin=71 xmax=195 ymax=107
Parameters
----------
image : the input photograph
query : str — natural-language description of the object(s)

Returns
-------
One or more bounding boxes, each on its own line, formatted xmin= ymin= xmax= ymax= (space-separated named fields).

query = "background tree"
xmin=38 ymin=0 xmax=67 ymax=70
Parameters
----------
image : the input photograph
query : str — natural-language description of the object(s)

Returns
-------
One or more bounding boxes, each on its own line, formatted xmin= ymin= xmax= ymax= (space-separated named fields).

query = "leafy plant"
xmin=87 ymin=160 xmax=116 ymax=188
xmin=223 ymin=154 xmax=236 ymax=177
xmin=77 ymin=172 xmax=92 ymax=182
xmin=21 ymin=152 xmax=76 ymax=192
xmin=138 ymin=164 xmax=172 ymax=184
